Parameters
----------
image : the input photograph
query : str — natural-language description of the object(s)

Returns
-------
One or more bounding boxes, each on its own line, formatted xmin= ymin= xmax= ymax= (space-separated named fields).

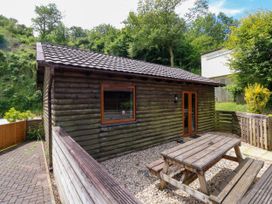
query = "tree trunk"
xmin=169 ymin=46 xmax=174 ymax=67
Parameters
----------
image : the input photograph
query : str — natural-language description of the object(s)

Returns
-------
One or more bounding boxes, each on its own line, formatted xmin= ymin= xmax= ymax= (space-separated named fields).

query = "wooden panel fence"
xmin=215 ymin=111 xmax=238 ymax=134
xmin=52 ymin=126 xmax=141 ymax=204
xmin=0 ymin=121 xmax=27 ymax=150
xmin=216 ymin=111 xmax=272 ymax=150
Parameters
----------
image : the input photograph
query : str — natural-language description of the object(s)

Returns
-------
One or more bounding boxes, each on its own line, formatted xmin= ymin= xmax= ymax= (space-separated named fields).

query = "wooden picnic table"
xmin=159 ymin=132 xmax=242 ymax=203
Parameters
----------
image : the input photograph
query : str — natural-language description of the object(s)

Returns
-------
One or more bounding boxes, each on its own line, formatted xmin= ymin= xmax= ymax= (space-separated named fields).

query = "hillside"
xmin=0 ymin=15 xmax=41 ymax=116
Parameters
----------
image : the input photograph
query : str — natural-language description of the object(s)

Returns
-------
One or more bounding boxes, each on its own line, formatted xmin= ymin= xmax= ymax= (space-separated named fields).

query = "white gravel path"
xmin=101 ymin=141 xmax=271 ymax=204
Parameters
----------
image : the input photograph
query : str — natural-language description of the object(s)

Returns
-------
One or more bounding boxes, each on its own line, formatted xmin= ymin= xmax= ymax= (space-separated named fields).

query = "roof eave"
xmin=41 ymin=62 xmax=222 ymax=87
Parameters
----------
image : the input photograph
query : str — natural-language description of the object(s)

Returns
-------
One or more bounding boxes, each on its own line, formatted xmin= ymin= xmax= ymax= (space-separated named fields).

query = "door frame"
xmin=182 ymin=91 xmax=198 ymax=137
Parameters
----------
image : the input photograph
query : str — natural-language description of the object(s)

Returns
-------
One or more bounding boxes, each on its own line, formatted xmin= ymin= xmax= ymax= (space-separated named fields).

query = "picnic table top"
xmin=161 ymin=133 xmax=241 ymax=172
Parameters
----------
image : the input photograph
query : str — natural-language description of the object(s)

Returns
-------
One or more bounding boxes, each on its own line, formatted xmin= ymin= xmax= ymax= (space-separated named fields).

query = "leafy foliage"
xmin=225 ymin=74 xmax=244 ymax=100
xmin=0 ymin=15 xmax=41 ymax=117
xmin=87 ymin=24 xmax=120 ymax=54
xmin=125 ymin=9 xmax=186 ymax=67
xmin=185 ymin=0 xmax=208 ymax=22
xmin=0 ymin=1 xmax=240 ymax=116
xmin=186 ymin=12 xmax=238 ymax=72
xmin=137 ymin=0 xmax=182 ymax=13
xmin=244 ymin=83 xmax=271 ymax=114
xmin=27 ymin=124 xmax=44 ymax=140
xmin=30 ymin=2 xmax=230 ymax=73
xmin=226 ymin=11 xmax=272 ymax=94
xmin=32 ymin=3 xmax=62 ymax=41
xmin=4 ymin=107 xmax=34 ymax=122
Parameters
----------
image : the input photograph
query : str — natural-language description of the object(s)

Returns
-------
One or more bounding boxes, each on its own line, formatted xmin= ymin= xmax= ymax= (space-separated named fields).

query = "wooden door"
xmin=182 ymin=91 xmax=197 ymax=136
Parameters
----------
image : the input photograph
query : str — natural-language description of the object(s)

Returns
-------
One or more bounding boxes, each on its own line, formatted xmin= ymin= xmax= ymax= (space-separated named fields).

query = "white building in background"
xmin=201 ymin=49 xmax=233 ymax=78
xmin=201 ymin=49 xmax=235 ymax=102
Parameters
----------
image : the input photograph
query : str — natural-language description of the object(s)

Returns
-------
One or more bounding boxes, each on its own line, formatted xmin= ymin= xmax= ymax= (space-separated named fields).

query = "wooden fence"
xmin=0 ymin=118 xmax=43 ymax=150
xmin=52 ymin=126 xmax=141 ymax=204
xmin=215 ymin=111 xmax=237 ymax=134
xmin=0 ymin=121 xmax=27 ymax=150
xmin=216 ymin=111 xmax=272 ymax=150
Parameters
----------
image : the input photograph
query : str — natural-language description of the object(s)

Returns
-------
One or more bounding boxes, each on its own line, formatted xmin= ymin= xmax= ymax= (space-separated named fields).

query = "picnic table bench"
xmin=147 ymin=132 xmax=268 ymax=203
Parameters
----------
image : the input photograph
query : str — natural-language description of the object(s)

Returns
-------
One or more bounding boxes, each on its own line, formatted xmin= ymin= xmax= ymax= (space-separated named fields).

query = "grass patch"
xmin=216 ymin=102 xmax=247 ymax=112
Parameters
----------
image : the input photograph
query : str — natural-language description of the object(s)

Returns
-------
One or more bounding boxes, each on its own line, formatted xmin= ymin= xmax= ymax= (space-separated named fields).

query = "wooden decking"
xmin=239 ymin=165 xmax=272 ymax=204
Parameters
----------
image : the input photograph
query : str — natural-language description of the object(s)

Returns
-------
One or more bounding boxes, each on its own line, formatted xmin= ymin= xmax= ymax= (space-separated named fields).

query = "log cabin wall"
xmin=51 ymin=68 xmax=215 ymax=161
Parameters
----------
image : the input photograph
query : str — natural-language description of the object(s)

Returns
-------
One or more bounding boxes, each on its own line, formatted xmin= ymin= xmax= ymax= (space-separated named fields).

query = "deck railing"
xmin=215 ymin=111 xmax=272 ymax=150
xmin=0 ymin=121 xmax=27 ymax=150
xmin=52 ymin=126 xmax=141 ymax=204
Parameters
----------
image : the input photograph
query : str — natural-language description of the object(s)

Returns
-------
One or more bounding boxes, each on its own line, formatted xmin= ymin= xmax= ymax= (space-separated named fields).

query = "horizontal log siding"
xmin=43 ymin=67 xmax=51 ymax=164
xmin=52 ymin=69 xmax=215 ymax=160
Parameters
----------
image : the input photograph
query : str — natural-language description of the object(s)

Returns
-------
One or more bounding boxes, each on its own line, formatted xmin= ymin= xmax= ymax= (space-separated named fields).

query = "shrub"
xmin=4 ymin=107 xmax=34 ymax=122
xmin=27 ymin=124 xmax=44 ymax=141
xmin=244 ymin=83 xmax=271 ymax=114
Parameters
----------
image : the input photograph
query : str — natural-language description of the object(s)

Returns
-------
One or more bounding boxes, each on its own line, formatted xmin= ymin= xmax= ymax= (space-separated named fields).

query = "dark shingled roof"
xmin=36 ymin=43 xmax=221 ymax=86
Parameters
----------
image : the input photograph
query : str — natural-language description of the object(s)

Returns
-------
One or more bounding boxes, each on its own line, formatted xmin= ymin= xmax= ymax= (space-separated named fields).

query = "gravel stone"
xmin=101 ymin=142 xmax=271 ymax=204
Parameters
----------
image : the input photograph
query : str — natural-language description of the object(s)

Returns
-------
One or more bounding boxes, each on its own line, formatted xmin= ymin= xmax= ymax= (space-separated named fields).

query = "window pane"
xmin=192 ymin=93 xmax=196 ymax=131
xmin=104 ymin=90 xmax=134 ymax=121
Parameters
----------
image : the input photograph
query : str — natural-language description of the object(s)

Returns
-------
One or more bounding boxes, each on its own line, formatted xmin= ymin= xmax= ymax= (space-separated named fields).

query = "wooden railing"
xmin=215 ymin=111 xmax=238 ymax=133
xmin=52 ymin=126 xmax=141 ymax=204
xmin=216 ymin=111 xmax=272 ymax=150
xmin=0 ymin=121 xmax=27 ymax=150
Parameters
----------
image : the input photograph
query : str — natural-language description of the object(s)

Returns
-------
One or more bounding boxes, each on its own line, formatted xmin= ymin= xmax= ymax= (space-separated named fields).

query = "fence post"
xmin=232 ymin=112 xmax=235 ymax=134
xmin=268 ymin=116 xmax=272 ymax=151
xmin=215 ymin=111 xmax=218 ymax=131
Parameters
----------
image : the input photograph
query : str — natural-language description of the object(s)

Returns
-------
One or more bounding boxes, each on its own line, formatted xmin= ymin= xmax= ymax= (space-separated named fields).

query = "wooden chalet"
xmin=36 ymin=42 xmax=222 ymax=164
xmin=36 ymin=43 xmax=272 ymax=204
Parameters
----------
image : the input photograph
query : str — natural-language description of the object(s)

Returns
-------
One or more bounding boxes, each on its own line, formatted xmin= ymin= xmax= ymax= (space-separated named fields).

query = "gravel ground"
xmin=101 ymin=141 xmax=271 ymax=204
xmin=50 ymin=171 xmax=61 ymax=204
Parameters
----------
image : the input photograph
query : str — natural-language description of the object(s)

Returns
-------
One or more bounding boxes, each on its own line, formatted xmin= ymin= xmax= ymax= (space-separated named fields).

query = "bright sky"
xmin=0 ymin=0 xmax=272 ymax=29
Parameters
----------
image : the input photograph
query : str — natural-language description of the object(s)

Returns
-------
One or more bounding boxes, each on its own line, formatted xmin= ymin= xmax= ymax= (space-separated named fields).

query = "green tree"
xmin=47 ymin=23 xmax=69 ymax=44
xmin=185 ymin=0 xmax=208 ymax=22
xmin=137 ymin=0 xmax=182 ymax=13
xmin=108 ymin=28 xmax=131 ymax=57
xmin=32 ymin=3 xmax=62 ymax=40
xmin=87 ymin=24 xmax=119 ymax=54
xmin=0 ymin=50 xmax=41 ymax=116
xmin=125 ymin=1 xmax=186 ymax=67
xmin=186 ymin=12 xmax=238 ymax=72
xmin=226 ymin=11 xmax=272 ymax=92
xmin=68 ymin=26 xmax=89 ymax=48
xmin=188 ymin=12 xmax=237 ymax=54
xmin=0 ymin=15 xmax=41 ymax=116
